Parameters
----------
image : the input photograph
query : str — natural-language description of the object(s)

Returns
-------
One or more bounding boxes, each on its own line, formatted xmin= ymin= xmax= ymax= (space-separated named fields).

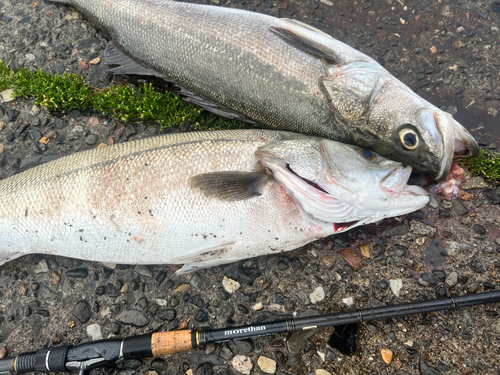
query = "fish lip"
xmin=453 ymin=119 xmax=480 ymax=158
xmin=378 ymin=164 xmax=412 ymax=194
xmin=433 ymin=111 xmax=455 ymax=181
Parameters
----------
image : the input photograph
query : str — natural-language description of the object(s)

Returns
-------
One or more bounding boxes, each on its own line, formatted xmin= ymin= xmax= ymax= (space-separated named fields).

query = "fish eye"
xmin=399 ymin=128 xmax=418 ymax=150
xmin=357 ymin=148 xmax=376 ymax=162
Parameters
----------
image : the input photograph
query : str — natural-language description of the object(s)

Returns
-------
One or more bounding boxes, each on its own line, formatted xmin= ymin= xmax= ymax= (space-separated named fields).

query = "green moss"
xmin=0 ymin=60 xmax=246 ymax=131
xmin=460 ymin=149 xmax=500 ymax=182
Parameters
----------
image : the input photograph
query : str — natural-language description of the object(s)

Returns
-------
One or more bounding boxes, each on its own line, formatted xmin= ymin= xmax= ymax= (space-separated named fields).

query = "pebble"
xmin=382 ymin=222 xmax=408 ymax=236
xmin=72 ymin=300 xmax=91 ymax=323
xmin=257 ymin=356 xmax=276 ymax=374
xmin=222 ymin=276 xmax=241 ymax=293
xmin=52 ymin=271 xmax=61 ymax=285
xmin=87 ymin=324 xmax=103 ymax=340
xmin=337 ymin=248 xmax=363 ymax=270
xmin=90 ymin=57 xmax=101 ymax=65
xmin=189 ymin=272 xmax=203 ymax=289
xmin=409 ymin=221 xmax=437 ymax=237
xmin=469 ymin=257 xmax=484 ymax=273
xmin=17 ymin=283 xmax=28 ymax=297
xmin=342 ymin=297 xmax=354 ymax=306
xmin=389 ymin=279 xmax=403 ymax=297
xmin=85 ymin=134 xmax=98 ymax=145
xmin=34 ymin=260 xmax=49 ymax=273
xmin=0 ymin=347 xmax=8 ymax=359
xmin=419 ymin=357 xmax=440 ymax=375
xmin=381 ymin=348 xmax=393 ymax=364
xmin=173 ymin=283 xmax=191 ymax=294
xmin=309 ymin=286 xmax=325 ymax=304
xmin=445 ymin=271 xmax=458 ymax=287
xmin=54 ymin=61 xmax=66 ymax=74
xmin=359 ymin=244 xmax=370 ymax=258
xmin=453 ymin=200 xmax=469 ymax=216
xmin=115 ymin=309 xmax=150 ymax=327
xmin=315 ymin=370 xmax=332 ymax=375
xmin=461 ymin=177 xmax=489 ymax=189
xmin=232 ymin=355 xmax=252 ymax=375
xmin=134 ymin=265 xmax=153 ymax=277
xmin=66 ymin=268 xmax=89 ymax=278
xmin=492 ymin=318 xmax=500 ymax=334
xmin=0 ymin=89 xmax=15 ymax=103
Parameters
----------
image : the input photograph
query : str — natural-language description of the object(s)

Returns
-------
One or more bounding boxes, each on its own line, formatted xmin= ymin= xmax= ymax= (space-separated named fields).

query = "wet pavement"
xmin=0 ymin=0 xmax=499 ymax=375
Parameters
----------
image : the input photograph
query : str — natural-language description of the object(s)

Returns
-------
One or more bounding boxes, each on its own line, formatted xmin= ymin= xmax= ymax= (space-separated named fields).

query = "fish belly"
xmin=0 ymin=130 xmax=322 ymax=266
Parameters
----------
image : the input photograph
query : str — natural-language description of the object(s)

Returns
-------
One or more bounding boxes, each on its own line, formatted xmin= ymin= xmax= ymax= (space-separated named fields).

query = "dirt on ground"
xmin=0 ymin=0 xmax=499 ymax=375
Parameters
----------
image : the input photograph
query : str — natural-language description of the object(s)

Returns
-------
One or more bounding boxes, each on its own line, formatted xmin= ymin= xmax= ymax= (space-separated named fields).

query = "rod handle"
xmin=151 ymin=330 xmax=196 ymax=356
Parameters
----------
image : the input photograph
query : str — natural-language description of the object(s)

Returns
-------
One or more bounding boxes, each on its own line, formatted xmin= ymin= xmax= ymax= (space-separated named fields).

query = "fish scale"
xmin=0 ymin=130 xmax=429 ymax=271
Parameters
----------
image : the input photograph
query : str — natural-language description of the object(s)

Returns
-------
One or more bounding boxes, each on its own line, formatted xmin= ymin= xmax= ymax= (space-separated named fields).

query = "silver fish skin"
xmin=55 ymin=0 xmax=478 ymax=179
xmin=0 ymin=130 xmax=429 ymax=272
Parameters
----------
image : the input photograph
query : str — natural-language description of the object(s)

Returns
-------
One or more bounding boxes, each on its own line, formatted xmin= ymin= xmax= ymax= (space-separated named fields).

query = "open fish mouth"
xmin=453 ymin=119 xmax=480 ymax=159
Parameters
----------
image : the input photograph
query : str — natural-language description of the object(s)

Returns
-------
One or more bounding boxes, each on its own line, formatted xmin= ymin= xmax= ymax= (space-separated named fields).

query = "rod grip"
xmin=151 ymin=331 xmax=196 ymax=356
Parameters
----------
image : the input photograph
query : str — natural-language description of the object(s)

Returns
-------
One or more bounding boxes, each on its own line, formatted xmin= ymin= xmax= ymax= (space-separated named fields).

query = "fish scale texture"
xmin=0 ymin=130 xmax=327 ymax=267
xmin=71 ymin=0 xmax=370 ymax=139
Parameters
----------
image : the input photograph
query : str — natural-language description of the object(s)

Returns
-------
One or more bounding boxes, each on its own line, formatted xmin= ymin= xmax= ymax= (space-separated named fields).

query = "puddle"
xmin=424 ymin=238 xmax=448 ymax=267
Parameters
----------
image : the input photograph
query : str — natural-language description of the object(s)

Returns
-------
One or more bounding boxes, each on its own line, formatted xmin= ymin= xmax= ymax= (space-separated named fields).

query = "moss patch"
xmin=460 ymin=149 xmax=500 ymax=183
xmin=0 ymin=60 xmax=246 ymax=131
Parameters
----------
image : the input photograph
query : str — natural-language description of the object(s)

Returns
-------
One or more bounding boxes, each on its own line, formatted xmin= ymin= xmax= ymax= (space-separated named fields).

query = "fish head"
xmin=366 ymin=80 xmax=479 ymax=180
xmin=257 ymin=137 xmax=430 ymax=226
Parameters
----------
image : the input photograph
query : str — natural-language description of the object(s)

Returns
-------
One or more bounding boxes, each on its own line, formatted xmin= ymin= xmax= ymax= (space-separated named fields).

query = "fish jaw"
xmin=258 ymin=147 xmax=430 ymax=225
xmin=426 ymin=110 xmax=455 ymax=181
xmin=452 ymin=119 xmax=480 ymax=158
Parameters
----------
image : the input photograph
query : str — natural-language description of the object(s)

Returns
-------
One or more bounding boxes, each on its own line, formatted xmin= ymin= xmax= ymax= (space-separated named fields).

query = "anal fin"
xmin=167 ymin=243 xmax=237 ymax=274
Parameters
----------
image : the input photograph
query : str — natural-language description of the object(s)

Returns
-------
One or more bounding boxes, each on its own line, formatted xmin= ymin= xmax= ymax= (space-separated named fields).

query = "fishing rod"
xmin=1 ymin=290 xmax=499 ymax=375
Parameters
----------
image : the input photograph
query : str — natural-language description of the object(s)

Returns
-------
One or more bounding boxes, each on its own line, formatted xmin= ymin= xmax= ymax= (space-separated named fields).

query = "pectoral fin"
xmin=189 ymin=172 xmax=270 ymax=202
xmin=270 ymin=26 xmax=339 ymax=64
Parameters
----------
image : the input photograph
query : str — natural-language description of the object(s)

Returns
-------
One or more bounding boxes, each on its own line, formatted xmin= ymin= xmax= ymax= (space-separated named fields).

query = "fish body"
xmin=0 ymin=130 xmax=429 ymax=272
xmin=55 ymin=0 xmax=478 ymax=179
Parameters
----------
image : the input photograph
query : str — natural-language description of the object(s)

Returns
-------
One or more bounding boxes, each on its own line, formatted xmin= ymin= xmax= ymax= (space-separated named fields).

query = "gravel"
xmin=0 ymin=0 xmax=499 ymax=374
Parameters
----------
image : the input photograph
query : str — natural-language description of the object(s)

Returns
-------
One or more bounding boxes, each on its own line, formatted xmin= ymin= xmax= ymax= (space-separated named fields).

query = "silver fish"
xmin=0 ymin=130 xmax=429 ymax=272
xmin=53 ymin=0 xmax=478 ymax=179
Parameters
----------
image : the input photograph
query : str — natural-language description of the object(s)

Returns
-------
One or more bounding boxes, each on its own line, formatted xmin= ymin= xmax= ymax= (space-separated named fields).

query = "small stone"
xmin=420 ymin=357 xmax=440 ymax=375
xmin=66 ymin=268 xmax=89 ymax=278
xmin=458 ymin=190 xmax=474 ymax=201
xmin=72 ymin=300 xmax=91 ymax=323
xmin=445 ymin=271 xmax=458 ymax=288
xmin=54 ymin=61 xmax=66 ymax=74
xmin=0 ymin=89 xmax=15 ymax=103
xmin=189 ymin=272 xmax=203 ymax=289
xmin=381 ymin=348 xmax=393 ymax=364
xmin=222 ymin=276 xmax=241 ymax=293
xmin=472 ymin=224 xmax=486 ymax=235
xmin=430 ymin=46 xmax=438 ymax=54
xmin=409 ymin=221 xmax=437 ymax=237
xmin=134 ymin=265 xmax=153 ymax=277
xmin=88 ymin=117 xmax=99 ymax=126
xmin=309 ymin=286 xmax=325 ymax=304
xmin=461 ymin=177 xmax=489 ymax=190
xmin=0 ymin=346 xmax=8 ymax=359
xmin=87 ymin=324 xmax=103 ymax=340
xmin=173 ymin=283 xmax=191 ymax=294
xmin=50 ymin=333 xmax=62 ymax=345
xmin=389 ymin=279 xmax=403 ymax=297
xmin=78 ymin=60 xmax=89 ymax=69
xmin=17 ymin=283 xmax=28 ymax=297
xmin=257 ymin=356 xmax=276 ymax=374
xmin=359 ymin=244 xmax=370 ymax=258
xmin=492 ymin=318 xmax=500 ymax=333
xmin=89 ymin=57 xmax=101 ymax=65
xmin=35 ymin=259 xmax=49 ymax=273
xmin=115 ymin=309 xmax=150 ymax=327
xmin=453 ymin=200 xmax=469 ymax=216
xmin=52 ymin=271 xmax=61 ymax=285
xmin=85 ymin=134 xmax=98 ymax=145
xmin=338 ymin=248 xmax=363 ymax=270
xmin=382 ymin=222 xmax=408 ymax=236
xmin=315 ymin=370 xmax=332 ymax=375
xmin=342 ymin=297 xmax=354 ymax=306
xmin=232 ymin=355 xmax=252 ymax=375
xmin=469 ymin=257 xmax=484 ymax=273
